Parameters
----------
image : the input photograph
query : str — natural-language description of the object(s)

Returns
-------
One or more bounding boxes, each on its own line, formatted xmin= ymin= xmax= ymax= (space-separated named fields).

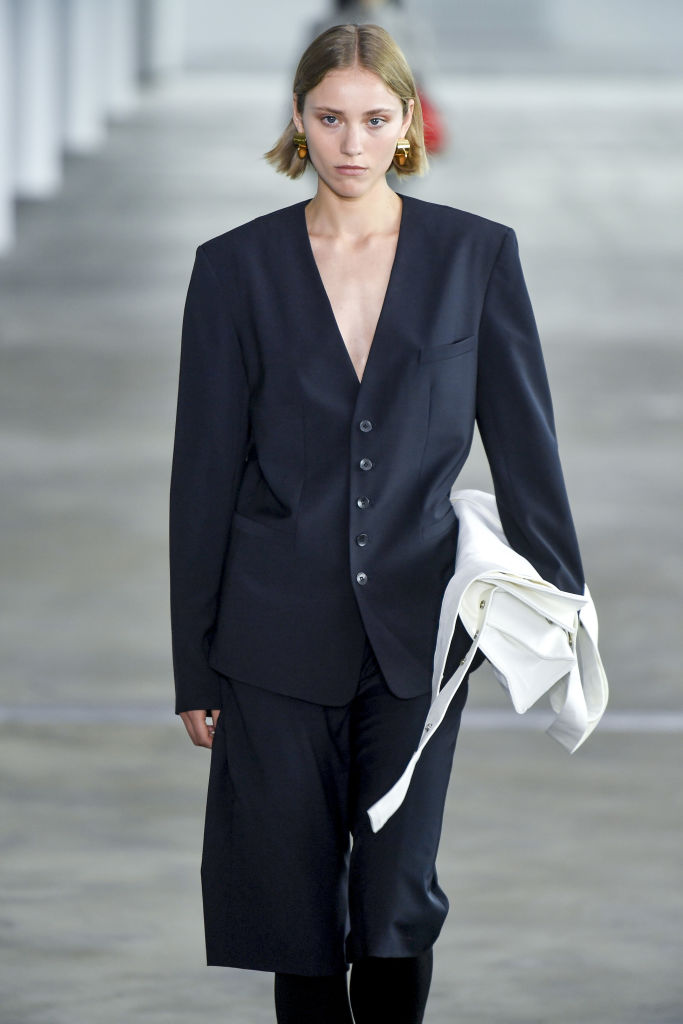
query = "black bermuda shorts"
xmin=201 ymin=637 xmax=470 ymax=976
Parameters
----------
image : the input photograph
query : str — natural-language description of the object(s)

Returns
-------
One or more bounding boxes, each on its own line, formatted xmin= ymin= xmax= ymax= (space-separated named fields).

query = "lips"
xmin=336 ymin=165 xmax=367 ymax=174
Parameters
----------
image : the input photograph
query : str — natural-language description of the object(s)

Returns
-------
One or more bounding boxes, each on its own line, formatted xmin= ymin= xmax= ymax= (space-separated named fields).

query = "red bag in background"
xmin=418 ymin=88 xmax=447 ymax=155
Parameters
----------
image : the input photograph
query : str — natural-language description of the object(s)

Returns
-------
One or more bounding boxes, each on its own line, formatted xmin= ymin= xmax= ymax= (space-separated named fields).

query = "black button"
xmin=355 ymin=533 xmax=369 ymax=547
xmin=357 ymin=496 xmax=370 ymax=509
xmin=359 ymin=458 xmax=373 ymax=471
xmin=356 ymin=571 xmax=368 ymax=586
xmin=359 ymin=419 xmax=373 ymax=433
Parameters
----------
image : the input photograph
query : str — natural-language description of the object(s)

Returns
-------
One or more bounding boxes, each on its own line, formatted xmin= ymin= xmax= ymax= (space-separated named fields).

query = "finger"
xmin=203 ymin=709 xmax=221 ymax=743
xmin=180 ymin=710 xmax=213 ymax=749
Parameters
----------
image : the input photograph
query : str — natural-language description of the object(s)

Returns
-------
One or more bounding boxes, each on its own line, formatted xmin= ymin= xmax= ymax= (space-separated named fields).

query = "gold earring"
xmin=293 ymin=132 xmax=308 ymax=159
xmin=395 ymin=138 xmax=410 ymax=166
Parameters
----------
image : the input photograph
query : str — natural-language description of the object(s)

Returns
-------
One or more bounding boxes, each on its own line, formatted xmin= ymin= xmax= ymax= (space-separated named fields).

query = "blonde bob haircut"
xmin=265 ymin=23 xmax=427 ymax=180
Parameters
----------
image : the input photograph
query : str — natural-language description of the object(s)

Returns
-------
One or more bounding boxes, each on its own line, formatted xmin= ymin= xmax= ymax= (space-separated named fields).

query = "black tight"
xmin=274 ymin=949 xmax=433 ymax=1024
xmin=349 ymin=951 xmax=434 ymax=1023
xmin=274 ymin=971 xmax=353 ymax=1024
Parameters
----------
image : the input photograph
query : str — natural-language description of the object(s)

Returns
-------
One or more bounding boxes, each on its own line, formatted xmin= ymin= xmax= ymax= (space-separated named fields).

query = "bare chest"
xmin=310 ymin=235 xmax=399 ymax=383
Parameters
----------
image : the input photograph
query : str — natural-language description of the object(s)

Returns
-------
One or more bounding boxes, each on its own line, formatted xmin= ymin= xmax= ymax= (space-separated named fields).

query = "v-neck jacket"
xmin=170 ymin=195 xmax=584 ymax=714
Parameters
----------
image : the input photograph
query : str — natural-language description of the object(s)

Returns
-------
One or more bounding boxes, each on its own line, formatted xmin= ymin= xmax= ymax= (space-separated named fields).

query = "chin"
xmin=328 ymin=171 xmax=381 ymax=197
xmin=339 ymin=182 xmax=374 ymax=199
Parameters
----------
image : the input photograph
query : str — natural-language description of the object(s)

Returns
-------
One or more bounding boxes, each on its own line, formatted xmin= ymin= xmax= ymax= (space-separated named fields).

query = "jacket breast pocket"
xmin=419 ymin=335 xmax=476 ymax=364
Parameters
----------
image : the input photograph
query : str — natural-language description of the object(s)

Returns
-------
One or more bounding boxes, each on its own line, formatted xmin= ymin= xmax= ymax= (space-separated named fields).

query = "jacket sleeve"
xmin=169 ymin=245 xmax=250 ymax=714
xmin=475 ymin=228 xmax=585 ymax=594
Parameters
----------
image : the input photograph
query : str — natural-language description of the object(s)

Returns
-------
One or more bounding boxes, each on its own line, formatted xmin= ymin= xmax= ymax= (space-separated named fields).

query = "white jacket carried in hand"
xmin=368 ymin=490 xmax=609 ymax=833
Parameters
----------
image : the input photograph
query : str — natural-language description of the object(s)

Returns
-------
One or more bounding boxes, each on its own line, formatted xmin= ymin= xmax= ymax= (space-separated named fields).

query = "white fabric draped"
xmin=367 ymin=490 xmax=609 ymax=833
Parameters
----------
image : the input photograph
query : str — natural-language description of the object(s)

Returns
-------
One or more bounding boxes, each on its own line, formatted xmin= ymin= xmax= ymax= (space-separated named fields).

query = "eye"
xmin=321 ymin=115 xmax=338 ymax=125
xmin=368 ymin=117 xmax=386 ymax=127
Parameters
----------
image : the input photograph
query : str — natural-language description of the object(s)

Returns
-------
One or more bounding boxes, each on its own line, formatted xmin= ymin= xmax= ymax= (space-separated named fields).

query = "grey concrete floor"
xmin=1 ymin=70 xmax=682 ymax=1022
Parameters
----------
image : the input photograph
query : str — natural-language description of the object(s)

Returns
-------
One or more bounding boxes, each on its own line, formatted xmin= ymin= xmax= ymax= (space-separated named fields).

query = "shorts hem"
xmin=206 ymin=955 xmax=349 ymax=977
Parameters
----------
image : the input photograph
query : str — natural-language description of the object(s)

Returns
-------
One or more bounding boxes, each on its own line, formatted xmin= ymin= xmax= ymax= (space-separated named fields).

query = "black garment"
xmin=170 ymin=196 xmax=585 ymax=715
xmin=201 ymin=638 xmax=468 ymax=975
xmin=350 ymin=952 xmax=434 ymax=1024
xmin=274 ymin=972 xmax=353 ymax=1024
xmin=273 ymin=951 xmax=434 ymax=1024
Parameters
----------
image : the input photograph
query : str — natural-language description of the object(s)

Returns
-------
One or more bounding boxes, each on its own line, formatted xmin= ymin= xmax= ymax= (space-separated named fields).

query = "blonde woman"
xmin=170 ymin=23 xmax=584 ymax=1023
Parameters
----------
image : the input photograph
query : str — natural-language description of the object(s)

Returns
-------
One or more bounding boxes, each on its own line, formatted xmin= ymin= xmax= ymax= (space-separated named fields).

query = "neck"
xmin=305 ymin=178 xmax=402 ymax=239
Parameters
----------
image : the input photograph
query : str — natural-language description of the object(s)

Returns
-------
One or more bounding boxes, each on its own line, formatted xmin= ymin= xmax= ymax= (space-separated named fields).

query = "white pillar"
xmin=105 ymin=0 xmax=138 ymax=119
xmin=0 ymin=0 xmax=14 ymax=254
xmin=61 ymin=0 xmax=107 ymax=152
xmin=138 ymin=0 xmax=187 ymax=80
xmin=13 ymin=0 xmax=62 ymax=199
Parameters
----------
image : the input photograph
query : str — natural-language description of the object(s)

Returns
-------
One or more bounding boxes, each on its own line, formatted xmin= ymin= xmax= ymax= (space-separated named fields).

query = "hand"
xmin=180 ymin=708 xmax=221 ymax=749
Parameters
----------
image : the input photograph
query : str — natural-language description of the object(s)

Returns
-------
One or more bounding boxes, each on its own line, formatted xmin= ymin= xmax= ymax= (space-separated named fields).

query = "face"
xmin=293 ymin=66 xmax=414 ymax=198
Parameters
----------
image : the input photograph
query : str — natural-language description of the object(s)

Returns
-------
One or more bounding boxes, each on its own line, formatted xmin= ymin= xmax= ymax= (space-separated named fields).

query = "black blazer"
xmin=170 ymin=195 xmax=584 ymax=714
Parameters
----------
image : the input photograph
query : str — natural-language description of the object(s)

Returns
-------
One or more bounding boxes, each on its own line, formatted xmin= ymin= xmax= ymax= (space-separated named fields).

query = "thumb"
xmin=208 ymin=708 xmax=221 ymax=735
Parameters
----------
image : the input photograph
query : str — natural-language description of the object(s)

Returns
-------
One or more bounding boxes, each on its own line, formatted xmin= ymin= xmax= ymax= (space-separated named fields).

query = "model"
xmin=169 ymin=23 xmax=585 ymax=1024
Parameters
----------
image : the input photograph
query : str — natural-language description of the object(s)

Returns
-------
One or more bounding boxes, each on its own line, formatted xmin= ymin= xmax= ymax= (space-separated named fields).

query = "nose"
xmin=341 ymin=124 xmax=362 ymax=157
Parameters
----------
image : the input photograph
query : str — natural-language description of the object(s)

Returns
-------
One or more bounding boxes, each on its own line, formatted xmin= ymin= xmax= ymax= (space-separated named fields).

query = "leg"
xmin=345 ymin=668 xmax=468 ymax=961
xmin=274 ymin=972 xmax=353 ymax=1024
xmin=201 ymin=677 xmax=352 ymax=976
xmin=349 ymin=949 xmax=433 ymax=1024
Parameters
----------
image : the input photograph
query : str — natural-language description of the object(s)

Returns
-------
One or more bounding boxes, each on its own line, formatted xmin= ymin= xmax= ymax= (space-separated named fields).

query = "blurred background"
xmin=1 ymin=2 xmax=682 ymax=1022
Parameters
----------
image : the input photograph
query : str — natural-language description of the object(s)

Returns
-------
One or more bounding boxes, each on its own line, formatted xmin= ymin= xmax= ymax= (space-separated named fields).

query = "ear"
xmin=292 ymin=95 xmax=303 ymax=133
xmin=401 ymin=98 xmax=414 ymax=138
